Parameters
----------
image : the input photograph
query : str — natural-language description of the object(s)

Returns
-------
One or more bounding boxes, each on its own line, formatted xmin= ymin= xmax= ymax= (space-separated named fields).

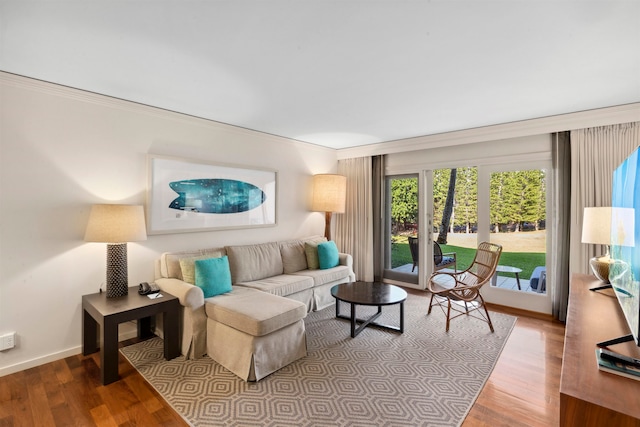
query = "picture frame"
xmin=147 ymin=155 xmax=277 ymax=234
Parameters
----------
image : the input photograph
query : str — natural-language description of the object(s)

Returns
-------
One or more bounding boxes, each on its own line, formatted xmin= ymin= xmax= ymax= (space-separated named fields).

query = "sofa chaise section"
xmin=205 ymin=286 xmax=307 ymax=381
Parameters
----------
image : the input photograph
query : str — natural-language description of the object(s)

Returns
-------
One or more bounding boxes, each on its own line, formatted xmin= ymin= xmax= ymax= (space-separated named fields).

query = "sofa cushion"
xmin=236 ymin=274 xmax=314 ymax=297
xmin=161 ymin=247 xmax=226 ymax=279
xmin=280 ymin=241 xmax=308 ymax=273
xmin=205 ymin=287 xmax=306 ymax=337
xmin=318 ymin=241 xmax=340 ymax=269
xmin=225 ymin=242 xmax=284 ymax=283
xmin=293 ymin=265 xmax=350 ymax=286
xmin=195 ymin=256 xmax=233 ymax=297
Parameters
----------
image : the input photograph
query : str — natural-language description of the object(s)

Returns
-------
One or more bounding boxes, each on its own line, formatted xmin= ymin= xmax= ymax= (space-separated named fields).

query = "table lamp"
xmin=581 ymin=207 xmax=612 ymax=289
xmin=311 ymin=174 xmax=346 ymax=241
xmin=582 ymin=206 xmax=637 ymax=292
xmin=84 ymin=204 xmax=147 ymax=297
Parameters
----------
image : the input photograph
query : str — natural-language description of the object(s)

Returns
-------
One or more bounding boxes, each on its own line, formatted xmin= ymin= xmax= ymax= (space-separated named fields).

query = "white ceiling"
xmin=1 ymin=1 xmax=639 ymax=149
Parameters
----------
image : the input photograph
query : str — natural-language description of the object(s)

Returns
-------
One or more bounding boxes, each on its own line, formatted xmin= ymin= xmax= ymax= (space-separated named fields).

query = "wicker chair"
xmin=427 ymin=242 xmax=502 ymax=332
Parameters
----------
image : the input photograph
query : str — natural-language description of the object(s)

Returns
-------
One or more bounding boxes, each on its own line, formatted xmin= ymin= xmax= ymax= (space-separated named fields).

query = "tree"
xmin=432 ymin=169 xmax=449 ymax=232
xmin=390 ymin=177 xmax=418 ymax=232
xmin=437 ymin=168 xmax=456 ymax=244
xmin=453 ymin=167 xmax=477 ymax=232
xmin=490 ymin=172 xmax=508 ymax=232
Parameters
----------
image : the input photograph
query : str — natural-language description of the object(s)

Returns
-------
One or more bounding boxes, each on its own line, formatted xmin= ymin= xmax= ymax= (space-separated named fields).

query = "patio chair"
xmin=408 ymin=237 xmax=457 ymax=273
xmin=434 ymin=241 xmax=457 ymax=272
xmin=427 ymin=241 xmax=502 ymax=332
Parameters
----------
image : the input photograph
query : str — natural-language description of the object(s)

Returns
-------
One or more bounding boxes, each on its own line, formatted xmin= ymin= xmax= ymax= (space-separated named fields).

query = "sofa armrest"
xmin=155 ymin=278 xmax=207 ymax=359
xmin=339 ymin=253 xmax=356 ymax=282
xmin=155 ymin=278 xmax=204 ymax=309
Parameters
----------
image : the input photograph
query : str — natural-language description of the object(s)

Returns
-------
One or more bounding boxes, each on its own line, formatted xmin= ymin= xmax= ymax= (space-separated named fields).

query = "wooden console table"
xmin=560 ymin=273 xmax=640 ymax=426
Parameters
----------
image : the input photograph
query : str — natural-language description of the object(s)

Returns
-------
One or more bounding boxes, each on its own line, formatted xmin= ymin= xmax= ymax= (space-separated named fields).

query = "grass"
xmin=391 ymin=237 xmax=546 ymax=280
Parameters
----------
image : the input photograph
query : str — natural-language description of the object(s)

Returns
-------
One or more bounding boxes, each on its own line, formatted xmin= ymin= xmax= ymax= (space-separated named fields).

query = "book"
xmin=596 ymin=349 xmax=640 ymax=381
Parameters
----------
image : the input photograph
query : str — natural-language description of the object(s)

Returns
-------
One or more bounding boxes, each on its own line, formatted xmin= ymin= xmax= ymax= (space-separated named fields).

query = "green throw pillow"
xmin=179 ymin=255 xmax=211 ymax=284
xmin=317 ymin=240 xmax=339 ymax=269
xmin=194 ymin=256 xmax=232 ymax=298
xmin=304 ymin=242 xmax=320 ymax=269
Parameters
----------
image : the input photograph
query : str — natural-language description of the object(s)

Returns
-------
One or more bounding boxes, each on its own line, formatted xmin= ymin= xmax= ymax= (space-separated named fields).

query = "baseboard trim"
xmin=0 ymin=329 xmax=139 ymax=377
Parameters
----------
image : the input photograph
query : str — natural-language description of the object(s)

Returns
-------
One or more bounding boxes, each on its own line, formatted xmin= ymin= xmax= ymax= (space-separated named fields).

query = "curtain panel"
xmin=551 ymin=132 xmax=571 ymax=321
xmin=336 ymin=157 xmax=375 ymax=282
xmin=569 ymin=122 xmax=640 ymax=280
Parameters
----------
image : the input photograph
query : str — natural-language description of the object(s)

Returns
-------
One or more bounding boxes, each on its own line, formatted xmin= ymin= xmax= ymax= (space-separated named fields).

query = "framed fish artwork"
xmin=147 ymin=155 xmax=277 ymax=234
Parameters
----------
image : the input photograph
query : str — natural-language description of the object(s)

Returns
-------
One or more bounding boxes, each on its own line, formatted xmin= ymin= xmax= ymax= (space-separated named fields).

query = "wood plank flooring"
xmin=0 ymin=304 xmax=565 ymax=427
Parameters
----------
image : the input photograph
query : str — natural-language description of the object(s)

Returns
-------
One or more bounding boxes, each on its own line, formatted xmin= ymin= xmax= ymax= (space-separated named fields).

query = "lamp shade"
xmin=311 ymin=174 xmax=346 ymax=213
xmin=84 ymin=204 xmax=147 ymax=243
xmin=581 ymin=207 xmax=612 ymax=245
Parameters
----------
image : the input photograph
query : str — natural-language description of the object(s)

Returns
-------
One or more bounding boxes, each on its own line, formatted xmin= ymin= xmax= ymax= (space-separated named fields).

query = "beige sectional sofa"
xmin=154 ymin=235 xmax=355 ymax=381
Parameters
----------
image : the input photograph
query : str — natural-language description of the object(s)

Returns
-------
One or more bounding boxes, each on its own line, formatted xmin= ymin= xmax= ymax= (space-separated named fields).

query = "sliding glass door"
xmin=383 ymin=175 xmax=419 ymax=286
xmin=383 ymin=161 xmax=552 ymax=313
xmin=479 ymin=163 xmax=550 ymax=312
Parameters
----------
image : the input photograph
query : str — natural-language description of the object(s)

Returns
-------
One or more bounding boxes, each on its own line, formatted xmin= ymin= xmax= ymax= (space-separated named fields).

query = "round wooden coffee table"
xmin=331 ymin=282 xmax=408 ymax=338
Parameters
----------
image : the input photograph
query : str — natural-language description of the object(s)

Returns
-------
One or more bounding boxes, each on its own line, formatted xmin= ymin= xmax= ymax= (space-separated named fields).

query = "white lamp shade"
xmin=312 ymin=174 xmax=346 ymax=213
xmin=581 ymin=207 xmax=612 ymax=245
xmin=84 ymin=204 xmax=147 ymax=243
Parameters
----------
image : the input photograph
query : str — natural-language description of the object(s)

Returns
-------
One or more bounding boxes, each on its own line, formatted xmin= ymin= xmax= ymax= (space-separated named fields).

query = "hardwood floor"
xmin=0 ymin=305 xmax=565 ymax=427
xmin=463 ymin=305 xmax=565 ymax=427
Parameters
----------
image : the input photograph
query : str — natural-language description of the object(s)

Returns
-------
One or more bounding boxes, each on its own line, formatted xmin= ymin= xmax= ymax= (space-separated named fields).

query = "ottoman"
xmin=205 ymin=287 xmax=307 ymax=381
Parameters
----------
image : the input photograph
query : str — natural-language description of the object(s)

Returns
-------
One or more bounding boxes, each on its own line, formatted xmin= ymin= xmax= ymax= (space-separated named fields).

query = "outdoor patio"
xmin=392 ymin=263 xmax=545 ymax=294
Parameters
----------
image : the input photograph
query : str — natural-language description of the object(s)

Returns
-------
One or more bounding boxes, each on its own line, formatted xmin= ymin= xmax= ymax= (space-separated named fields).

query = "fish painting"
xmin=168 ymin=179 xmax=266 ymax=214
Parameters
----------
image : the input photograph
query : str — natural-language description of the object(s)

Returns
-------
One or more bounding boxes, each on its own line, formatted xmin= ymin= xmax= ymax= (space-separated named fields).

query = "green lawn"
xmin=391 ymin=238 xmax=545 ymax=280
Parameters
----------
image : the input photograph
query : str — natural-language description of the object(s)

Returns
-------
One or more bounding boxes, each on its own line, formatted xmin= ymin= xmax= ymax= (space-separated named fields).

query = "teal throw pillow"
xmin=194 ymin=256 xmax=232 ymax=298
xmin=317 ymin=241 xmax=340 ymax=269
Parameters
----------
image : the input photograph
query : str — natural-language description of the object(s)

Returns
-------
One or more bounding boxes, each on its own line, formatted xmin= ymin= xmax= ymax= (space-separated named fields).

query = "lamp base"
xmin=106 ymin=243 xmax=129 ymax=298
xmin=324 ymin=211 xmax=333 ymax=241
xmin=589 ymin=255 xmax=612 ymax=292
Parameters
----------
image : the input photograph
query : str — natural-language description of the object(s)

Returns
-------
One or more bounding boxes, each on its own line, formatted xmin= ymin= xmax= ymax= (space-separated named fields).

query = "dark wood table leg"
xmin=82 ymin=309 xmax=98 ymax=355
xmin=163 ymin=303 xmax=180 ymax=360
xmin=138 ymin=316 xmax=154 ymax=339
xmin=350 ymin=303 xmax=356 ymax=338
xmin=101 ymin=319 xmax=119 ymax=385
xmin=400 ymin=302 xmax=404 ymax=333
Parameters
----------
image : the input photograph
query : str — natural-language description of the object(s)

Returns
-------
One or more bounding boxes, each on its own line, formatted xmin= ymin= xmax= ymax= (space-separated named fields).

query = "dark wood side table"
xmin=82 ymin=286 xmax=180 ymax=385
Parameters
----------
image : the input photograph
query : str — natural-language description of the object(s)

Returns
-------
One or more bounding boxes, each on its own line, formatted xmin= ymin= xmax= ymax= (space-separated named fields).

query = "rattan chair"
xmin=427 ymin=242 xmax=502 ymax=332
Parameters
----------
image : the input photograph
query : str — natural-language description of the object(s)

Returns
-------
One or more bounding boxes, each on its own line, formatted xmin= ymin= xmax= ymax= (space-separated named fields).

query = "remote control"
xmin=598 ymin=348 xmax=640 ymax=368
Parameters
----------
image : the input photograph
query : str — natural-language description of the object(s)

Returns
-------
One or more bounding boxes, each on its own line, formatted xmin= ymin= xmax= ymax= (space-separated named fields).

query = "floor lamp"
xmin=84 ymin=204 xmax=147 ymax=298
xmin=311 ymin=174 xmax=346 ymax=241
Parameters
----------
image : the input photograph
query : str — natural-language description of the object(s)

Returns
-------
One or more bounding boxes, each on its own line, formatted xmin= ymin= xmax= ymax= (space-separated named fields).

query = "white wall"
xmin=0 ymin=73 xmax=338 ymax=376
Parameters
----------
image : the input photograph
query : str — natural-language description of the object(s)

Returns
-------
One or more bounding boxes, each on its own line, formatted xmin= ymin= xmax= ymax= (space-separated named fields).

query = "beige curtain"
xmin=335 ymin=157 xmax=374 ymax=282
xmin=569 ymin=122 xmax=640 ymax=277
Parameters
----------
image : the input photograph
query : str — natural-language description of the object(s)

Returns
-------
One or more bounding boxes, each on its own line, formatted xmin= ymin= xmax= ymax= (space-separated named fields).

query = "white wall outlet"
xmin=0 ymin=332 xmax=16 ymax=351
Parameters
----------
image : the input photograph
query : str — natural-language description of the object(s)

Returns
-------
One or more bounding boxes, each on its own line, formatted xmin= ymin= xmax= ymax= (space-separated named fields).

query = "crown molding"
xmin=0 ymin=71 xmax=335 ymax=154
xmin=337 ymin=103 xmax=640 ymax=160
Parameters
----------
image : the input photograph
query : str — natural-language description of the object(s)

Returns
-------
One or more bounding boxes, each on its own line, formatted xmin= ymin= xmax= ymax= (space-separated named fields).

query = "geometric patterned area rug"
xmin=121 ymin=292 xmax=516 ymax=427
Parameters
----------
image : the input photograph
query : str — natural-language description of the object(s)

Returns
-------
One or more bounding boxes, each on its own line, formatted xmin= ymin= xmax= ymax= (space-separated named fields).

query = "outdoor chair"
xmin=427 ymin=241 xmax=502 ymax=332
xmin=408 ymin=237 xmax=457 ymax=273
